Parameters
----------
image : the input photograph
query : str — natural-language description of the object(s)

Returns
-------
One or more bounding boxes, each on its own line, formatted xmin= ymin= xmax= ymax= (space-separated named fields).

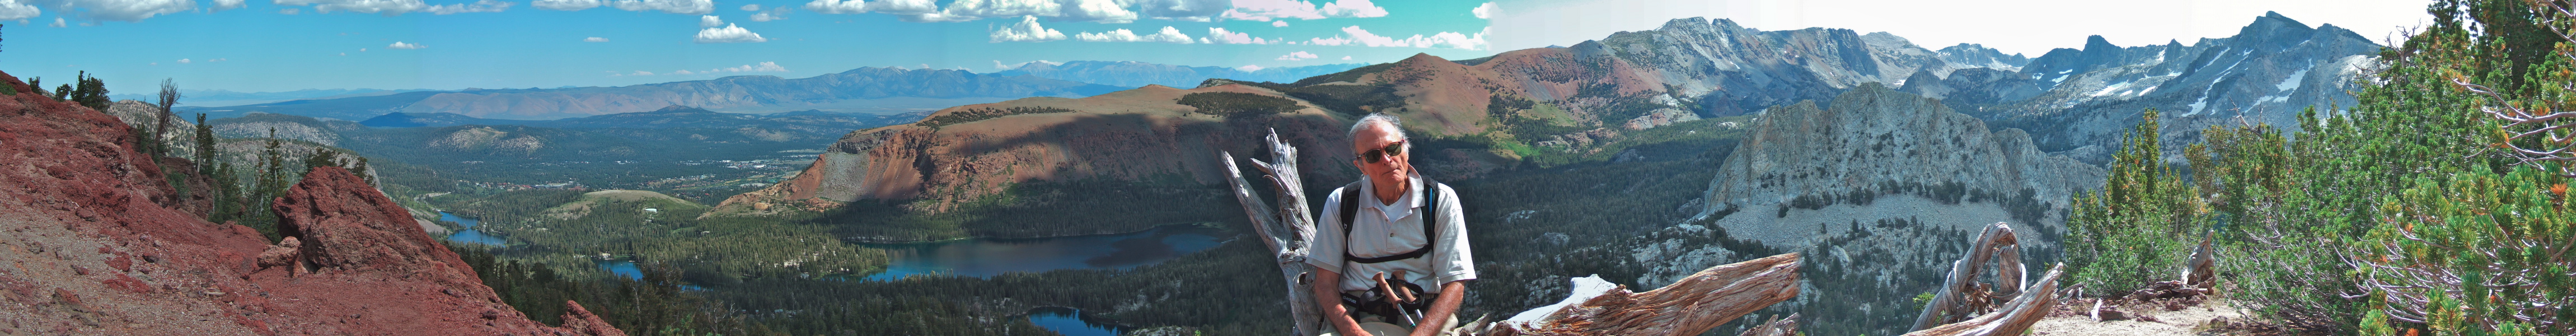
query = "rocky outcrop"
xmin=0 ymin=71 xmax=623 ymax=335
xmin=1701 ymin=83 xmax=2104 ymax=225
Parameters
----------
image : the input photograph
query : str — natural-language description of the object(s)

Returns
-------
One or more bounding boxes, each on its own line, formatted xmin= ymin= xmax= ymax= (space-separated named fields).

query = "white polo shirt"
xmin=1306 ymin=174 xmax=1476 ymax=292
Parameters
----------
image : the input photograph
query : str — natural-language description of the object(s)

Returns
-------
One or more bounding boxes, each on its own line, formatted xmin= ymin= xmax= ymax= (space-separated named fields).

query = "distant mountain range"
xmin=172 ymin=61 xmax=1366 ymax=123
xmin=993 ymin=61 xmax=1367 ymax=88
xmin=358 ymin=105 xmax=930 ymax=130
xmin=182 ymin=67 xmax=1128 ymax=121
xmin=111 ymin=88 xmax=438 ymax=107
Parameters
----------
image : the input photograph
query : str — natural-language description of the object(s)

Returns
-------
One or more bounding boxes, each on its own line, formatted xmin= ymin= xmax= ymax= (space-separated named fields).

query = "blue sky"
xmin=2 ymin=0 xmax=2429 ymax=95
xmin=3 ymin=0 xmax=1495 ymax=93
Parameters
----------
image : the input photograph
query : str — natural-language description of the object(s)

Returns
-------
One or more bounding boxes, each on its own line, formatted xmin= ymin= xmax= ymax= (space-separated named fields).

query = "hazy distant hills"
xmin=185 ymin=67 xmax=1127 ymax=121
xmin=993 ymin=61 xmax=1367 ymax=88
xmin=360 ymin=105 xmax=929 ymax=131
xmin=177 ymin=62 xmax=1359 ymax=122
xmin=111 ymin=88 xmax=437 ymax=107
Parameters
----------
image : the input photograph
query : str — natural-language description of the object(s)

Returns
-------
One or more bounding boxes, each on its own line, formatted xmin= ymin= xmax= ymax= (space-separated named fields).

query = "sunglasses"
xmin=1355 ymin=139 xmax=1408 ymax=164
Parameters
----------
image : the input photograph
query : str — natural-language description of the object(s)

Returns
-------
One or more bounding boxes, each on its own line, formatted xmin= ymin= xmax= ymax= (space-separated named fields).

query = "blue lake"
xmin=594 ymin=259 xmax=643 ymax=279
xmin=859 ymin=225 xmax=1226 ymax=281
xmin=441 ymin=211 xmax=508 ymax=245
xmin=1026 ymin=306 xmax=1122 ymax=336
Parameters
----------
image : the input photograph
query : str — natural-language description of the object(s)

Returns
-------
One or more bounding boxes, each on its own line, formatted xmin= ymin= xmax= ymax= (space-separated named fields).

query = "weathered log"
xmin=1910 ymin=222 xmax=2027 ymax=330
xmin=1900 ymin=264 xmax=2067 ymax=336
xmin=1735 ymin=313 xmax=1798 ymax=336
xmin=2180 ymin=237 xmax=2217 ymax=290
xmin=1220 ymin=129 xmax=1325 ymax=335
xmin=1476 ymin=253 xmax=1803 ymax=336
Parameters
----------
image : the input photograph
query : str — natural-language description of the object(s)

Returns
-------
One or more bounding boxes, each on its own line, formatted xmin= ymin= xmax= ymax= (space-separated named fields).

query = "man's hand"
xmin=1409 ymin=281 xmax=1467 ymax=336
xmin=1315 ymin=268 xmax=1367 ymax=336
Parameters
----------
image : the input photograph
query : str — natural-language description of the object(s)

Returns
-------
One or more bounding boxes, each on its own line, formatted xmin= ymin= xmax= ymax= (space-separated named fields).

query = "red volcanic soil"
xmin=0 ymin=71 xmax=625 ymax=335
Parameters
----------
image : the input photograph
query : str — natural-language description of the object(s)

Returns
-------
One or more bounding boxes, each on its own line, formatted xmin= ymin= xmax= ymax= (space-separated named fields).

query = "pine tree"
xmin=194 ymin=113 xmax=216 ymax=176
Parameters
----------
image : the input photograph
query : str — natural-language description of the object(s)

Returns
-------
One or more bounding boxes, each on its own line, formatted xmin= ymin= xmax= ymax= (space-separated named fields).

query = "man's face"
xmin=1351 ymin=122 xmax=1409 ymax=184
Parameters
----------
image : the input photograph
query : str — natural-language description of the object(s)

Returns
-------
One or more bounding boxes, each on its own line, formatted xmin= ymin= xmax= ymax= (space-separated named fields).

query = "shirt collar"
xmin=1355 ymin=172 xmax=1425 ymax=222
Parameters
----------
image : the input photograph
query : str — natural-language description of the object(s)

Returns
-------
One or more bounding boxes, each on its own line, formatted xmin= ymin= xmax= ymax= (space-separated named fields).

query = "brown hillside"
xmin=0 ymin=71 xmax=624 ymax=336
xmin=710 ymin=83 xmax=1352 ymax=216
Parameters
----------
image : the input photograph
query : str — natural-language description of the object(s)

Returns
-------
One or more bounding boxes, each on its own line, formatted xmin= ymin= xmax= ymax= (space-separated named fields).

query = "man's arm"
xmin=1409 ymin=281 xmax=1467 ymax=336
xmin=1314 ymin=268 xmax=1367 ymax=335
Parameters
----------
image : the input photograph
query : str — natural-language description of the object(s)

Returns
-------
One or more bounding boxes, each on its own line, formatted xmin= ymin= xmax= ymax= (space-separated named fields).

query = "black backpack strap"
xmin=1338 ymin=183 xmax=1362 ymax=237
xmin=1343 ymin=178 xmax=1442 ymax=264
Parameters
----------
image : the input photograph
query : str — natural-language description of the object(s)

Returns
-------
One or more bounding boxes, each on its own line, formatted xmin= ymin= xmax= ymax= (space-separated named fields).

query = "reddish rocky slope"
xmin=0 ymin=71 xmax=625 ymax=336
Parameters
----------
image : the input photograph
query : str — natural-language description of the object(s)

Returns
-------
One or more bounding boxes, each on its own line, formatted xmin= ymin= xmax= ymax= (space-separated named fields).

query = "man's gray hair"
xmin=1348 ymin=113 xmax=1408 ymax=149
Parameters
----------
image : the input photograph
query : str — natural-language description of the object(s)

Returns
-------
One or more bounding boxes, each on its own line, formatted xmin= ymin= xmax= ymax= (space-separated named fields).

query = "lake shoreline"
xmin=841 ymin=221 xmax=1229 ymax=245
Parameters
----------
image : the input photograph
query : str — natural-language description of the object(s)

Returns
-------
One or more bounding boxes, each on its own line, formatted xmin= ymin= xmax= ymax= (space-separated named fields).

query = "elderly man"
xmin=1309 ymin=113 xmax=1476 ymax=336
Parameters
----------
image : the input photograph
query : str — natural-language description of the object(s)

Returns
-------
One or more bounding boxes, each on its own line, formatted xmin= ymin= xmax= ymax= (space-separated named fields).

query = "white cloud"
xmin=277 ymin=7 xmax=297 ymax=13
xmin=1224 ymin=0 xmax=1380 ymax=21
xmin=818 ymin=0 xmax=1174 ymax=23
xmin=718 ymin=62 xmax=789 ymax=72
xmin=630 ymin=71 xmax=655 ymax=76
xmin=1234 ymin=64 xmax=1263 ymax=72
xmin=1315 ymin=0 xmax=1381 ymax=17
xmin=274 ymin=0 xmax=432 ymax=15
xmin=673 ymin=69 xmax=696 ymax=74
xmin=700 ymin=14 xmax=722 ymax=27
xmin=988 ymin=15 xmax=1065 ymax=42
xmin=801 ymin=0 xmax=862 ymax=13
xmin=1223 ymin=0 xmax=1318 ymax=21
xmin=992 ymin=59 xmax=1059 ymax=70
xmin=2 ymin=1 xmax=38 ymax=21
xmin=55 ymin=0 xmax=193 ymax=21
xmin=426 ymin=0 xmax=511 ymax=14
xmin=867 ymin=0 xmax=933 ymax=13
xmin=1274 ymin=51 xmax=1317 ymax=60
xmin=49 ymin=17 xmax=64 ymax=26
xmin=1310 ymin=26 xmax=1485 ymax=50
xmin=750 ymin=6 xmax=786 ymax=21
xmin=177 ymin=58 xmax=192 ymax=63
xmin=1075 ymin=26 xmax=1193 ymax=43
xmin=1471 ymin=2 xmax=1492 ymax=19
xmin=737 ymin=3 xmax=754 ymax=10
xmin=1271 ymin=20 xmax=1287 ymax=27
xmin=1339 ymin=55 xmax=1351 ymax=60
xmin=584 ymin=36 xmax=610 ymax=42
xmin=1057 ymin=0 xmax=1134 ymax=23
xmin=1202 ymin=27 xmax=1264 ymax=44
xmin=359 ymin=48 xmax=367 ymax=51
xmin=610 ymin=0 xmax=710 ymax=14
xmin=212 ymin=0 xmax=245 ymax=11
xmin=936 ymin=0 xmax=1055 ymax=18
xmin=531 ymin=0 xmax=598 ymax=10
xmin=210 ymin=58 xmax=227 ymax=62
xmin=694 ymin=23 xmax=769 ymax=43
xmin=1134 ymin=0 xmax=1223 ymax=20
xmin=388 ymin=41 xmax=425 ymax=49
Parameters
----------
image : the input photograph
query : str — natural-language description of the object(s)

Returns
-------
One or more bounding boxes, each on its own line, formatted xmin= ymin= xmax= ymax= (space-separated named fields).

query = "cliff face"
xmin=0 ymin=71 xmax=623 ymax=335
xmin=1704 ymin=83 xmax=2104 ymax=220
xmin=709 ymin=83 xmax=1352 ymax=217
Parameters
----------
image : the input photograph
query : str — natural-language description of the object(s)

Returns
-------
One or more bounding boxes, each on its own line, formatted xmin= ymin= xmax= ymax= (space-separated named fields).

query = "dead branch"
xmin=1735 ymin=313 xmax=1798 ymax=336
xmin=1901 ymin=264 xmax=2068 ymax=336
xmin=1220 ymin=128 xmax=1325 ymax=335
xmin=1910 ymin=222 xmax=2027 ymax=330
xmin=2181 ymin=237 xmax=2217 ymax=290
xmin=1476 ymin=253 xmax=1802 ymax=336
